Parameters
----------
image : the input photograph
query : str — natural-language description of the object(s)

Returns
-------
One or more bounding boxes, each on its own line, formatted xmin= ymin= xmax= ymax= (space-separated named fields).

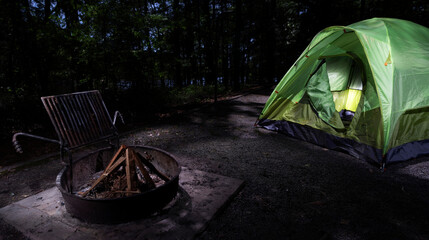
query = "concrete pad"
xmin=0 ymin=167 xmax=244 ymax=240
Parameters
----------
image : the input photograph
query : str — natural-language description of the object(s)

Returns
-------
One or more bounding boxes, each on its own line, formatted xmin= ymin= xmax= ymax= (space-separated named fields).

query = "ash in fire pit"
xmin=78 ymin=168 xmax=165 ymax=199
xmin=56 ymin=145 xmax=181 ymax=224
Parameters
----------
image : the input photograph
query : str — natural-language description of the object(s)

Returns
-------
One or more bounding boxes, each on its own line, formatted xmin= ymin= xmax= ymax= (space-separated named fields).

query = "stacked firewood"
xmin=78 ymin=145 xmax=170 ymax=199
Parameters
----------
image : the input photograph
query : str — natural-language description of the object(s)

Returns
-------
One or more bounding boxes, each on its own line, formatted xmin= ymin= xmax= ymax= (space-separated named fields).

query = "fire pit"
xmin=56 ymin=145 xmax=180 ymax=224
xmin=12 ymin=91 xmax=181 ymax=224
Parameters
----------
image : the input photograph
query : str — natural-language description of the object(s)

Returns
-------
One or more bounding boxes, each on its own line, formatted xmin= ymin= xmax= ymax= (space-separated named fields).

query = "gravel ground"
xmin=2 ymin=87 xmax=429 ymax=239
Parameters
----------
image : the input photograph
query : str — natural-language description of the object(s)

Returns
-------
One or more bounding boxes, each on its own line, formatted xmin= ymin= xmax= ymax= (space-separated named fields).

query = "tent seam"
xmin=381 ymin=19 xmax=394 ymax=155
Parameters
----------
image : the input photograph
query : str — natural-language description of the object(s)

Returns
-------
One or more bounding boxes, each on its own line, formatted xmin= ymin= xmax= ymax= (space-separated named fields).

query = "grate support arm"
xmin=12 ymin=132 xmax=61 ymax=153
xmin=112 ymin=111 xmax=124 ymax=126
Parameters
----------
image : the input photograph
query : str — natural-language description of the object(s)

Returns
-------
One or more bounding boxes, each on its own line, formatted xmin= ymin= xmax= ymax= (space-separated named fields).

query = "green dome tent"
xmin=258 ymin=18 xmax=429 ymax=166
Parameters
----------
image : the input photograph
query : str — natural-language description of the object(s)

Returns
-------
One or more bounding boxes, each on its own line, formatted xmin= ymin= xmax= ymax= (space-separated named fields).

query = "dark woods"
xmin=1 ymin=0 xmax=428 ymax=140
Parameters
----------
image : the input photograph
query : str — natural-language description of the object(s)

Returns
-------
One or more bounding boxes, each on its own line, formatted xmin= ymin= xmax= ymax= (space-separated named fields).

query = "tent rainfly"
xmin=258 ymin=18 xmax=429 ymax=166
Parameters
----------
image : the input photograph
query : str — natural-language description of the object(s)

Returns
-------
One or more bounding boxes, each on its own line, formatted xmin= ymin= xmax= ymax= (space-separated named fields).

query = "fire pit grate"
xmin=13 ymin=90 xmax=123 ymax=164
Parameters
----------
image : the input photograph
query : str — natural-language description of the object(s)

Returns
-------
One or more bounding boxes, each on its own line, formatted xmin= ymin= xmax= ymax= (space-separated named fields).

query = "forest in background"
xmin=1 ymin=0 xmax=428 ymax=141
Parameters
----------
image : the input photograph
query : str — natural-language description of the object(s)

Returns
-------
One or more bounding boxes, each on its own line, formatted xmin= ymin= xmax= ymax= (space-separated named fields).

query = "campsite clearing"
xmin=2 ymin=87 xmax=429 ymax=239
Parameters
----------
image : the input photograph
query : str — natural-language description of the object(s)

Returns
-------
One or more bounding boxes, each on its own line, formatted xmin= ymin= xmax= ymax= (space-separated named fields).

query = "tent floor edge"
xmin=385 ymin=139 xmax=429 ymax=164
xmin=258 ymin=118 xmax=383 ymax=165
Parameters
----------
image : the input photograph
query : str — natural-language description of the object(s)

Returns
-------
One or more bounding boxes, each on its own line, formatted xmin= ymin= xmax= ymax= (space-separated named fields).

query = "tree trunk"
xmin=232 ymin=0 xmax=242 ymax=90
xmin=44 ymin=0 xmax=51 ymax=22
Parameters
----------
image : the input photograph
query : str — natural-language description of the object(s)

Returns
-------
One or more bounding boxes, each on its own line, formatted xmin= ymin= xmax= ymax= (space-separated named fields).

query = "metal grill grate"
xmin=12 ymin=90 xmax=123 ymax=165
xmin=41 ymin=90 xmax=116 ymax=149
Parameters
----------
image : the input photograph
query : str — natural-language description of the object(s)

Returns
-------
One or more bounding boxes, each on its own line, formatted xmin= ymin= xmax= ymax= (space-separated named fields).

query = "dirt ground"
xmin=2 ymin=87 xmax=429 ymax=240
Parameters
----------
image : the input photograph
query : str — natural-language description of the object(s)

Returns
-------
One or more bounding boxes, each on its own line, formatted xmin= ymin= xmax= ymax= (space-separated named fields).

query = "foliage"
xmin=0 ymin=0 xmax=428 ymax=140
xmin=169 ymin=84 xmax=228 ymax=105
